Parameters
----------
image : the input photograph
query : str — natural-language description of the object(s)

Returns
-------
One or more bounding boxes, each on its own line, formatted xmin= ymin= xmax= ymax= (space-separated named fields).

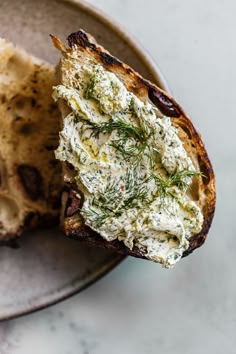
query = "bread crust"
xmin=51 ymin=30 xmax=216 ymax=260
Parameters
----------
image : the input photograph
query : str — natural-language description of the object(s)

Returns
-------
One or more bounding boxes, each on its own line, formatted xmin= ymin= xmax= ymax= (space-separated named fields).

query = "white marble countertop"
xmin=1 ymin=0 xmax=235 ymax=353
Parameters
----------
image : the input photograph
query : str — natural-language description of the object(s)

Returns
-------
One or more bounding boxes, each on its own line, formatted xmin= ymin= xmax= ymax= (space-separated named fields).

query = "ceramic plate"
xmin=0 ymin=0 xmax=169 ymax=320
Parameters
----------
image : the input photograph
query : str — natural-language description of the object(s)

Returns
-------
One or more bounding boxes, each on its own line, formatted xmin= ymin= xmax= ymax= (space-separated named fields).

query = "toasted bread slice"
xmin=51 ymin=30 xmax=215 ymax=265
xmin=0 ymin=39 xmax=62 ymax=241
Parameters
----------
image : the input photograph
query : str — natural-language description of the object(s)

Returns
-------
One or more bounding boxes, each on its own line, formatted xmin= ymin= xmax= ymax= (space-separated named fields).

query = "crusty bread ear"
xmin=51 ymin=30 xmax=216 ymax=260
xmin=0 ymin=39 xmax=63 ymax=241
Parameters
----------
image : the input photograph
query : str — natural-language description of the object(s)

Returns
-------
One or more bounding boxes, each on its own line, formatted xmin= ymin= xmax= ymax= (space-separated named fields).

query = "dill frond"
xmin=151 ymin=174 xmax=169 ymax=196
xmin=151 ymin=169 xmax=203 ymax=198
xmin=81 ymin=206 xmax=109 ymax=228
xmin=168 ymin=170 xmax=204 ymax=190
xmin=89 ymin=117 xmax=148 ymax=140
xmin=80 ymin=116 xmax=154 ymax=163
xmin=82 ymin=169 xmax=151 ymax=227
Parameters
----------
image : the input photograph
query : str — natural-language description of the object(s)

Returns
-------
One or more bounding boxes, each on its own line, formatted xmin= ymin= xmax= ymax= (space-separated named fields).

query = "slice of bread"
xmin=51 ymin=30 xmax=216 ymax=265
xmin=0 ymin=39 xmax=62 ymax=242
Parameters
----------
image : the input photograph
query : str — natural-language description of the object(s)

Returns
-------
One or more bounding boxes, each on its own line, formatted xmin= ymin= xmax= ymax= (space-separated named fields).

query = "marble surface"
xmin=0 ymin=0 xmax=235 ymax=353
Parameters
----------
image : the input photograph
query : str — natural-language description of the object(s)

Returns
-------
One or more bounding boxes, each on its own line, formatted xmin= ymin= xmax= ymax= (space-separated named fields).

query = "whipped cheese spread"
xmin=53 ymin=61 xmax=203 ymax=268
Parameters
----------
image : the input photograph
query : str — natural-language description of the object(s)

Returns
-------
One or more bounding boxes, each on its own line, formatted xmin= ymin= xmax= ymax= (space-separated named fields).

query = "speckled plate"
xmin=0 ymin=0 xmax=169 ymax=320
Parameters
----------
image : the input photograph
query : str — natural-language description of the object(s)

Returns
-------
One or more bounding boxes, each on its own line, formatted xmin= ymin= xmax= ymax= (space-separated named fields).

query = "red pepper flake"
xmin=120 ymin=185 xmax=125 ymax=191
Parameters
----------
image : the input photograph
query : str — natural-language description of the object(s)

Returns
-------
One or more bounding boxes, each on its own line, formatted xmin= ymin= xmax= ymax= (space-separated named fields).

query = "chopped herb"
xmin=73 ymin=114 xmax=79 ymax=124
xmin=85 ymin=73 xmax=98 ymax=99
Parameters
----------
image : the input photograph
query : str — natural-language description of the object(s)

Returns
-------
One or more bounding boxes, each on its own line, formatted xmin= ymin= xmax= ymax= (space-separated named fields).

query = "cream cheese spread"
xmin=53 ymin=62 xmax=203 ymax=268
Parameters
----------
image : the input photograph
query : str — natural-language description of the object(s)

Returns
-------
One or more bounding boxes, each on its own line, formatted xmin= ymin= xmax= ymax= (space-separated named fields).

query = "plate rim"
xmin=1 ymin=0 xmax=170 ymax=321
xmin=1 ymin=251 xmax=124 ymax=321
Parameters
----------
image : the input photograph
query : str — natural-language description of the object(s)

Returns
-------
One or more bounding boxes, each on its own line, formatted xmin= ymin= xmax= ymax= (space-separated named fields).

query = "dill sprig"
xmin=110 ymin=119 xmax=154 ymax=163
xmin=151 ymin=169 xmax=204 ymax=198
xmin=81 ymin=207 xmax=109 ymax=228
xmin=101 ymin=170 xmax=150 ymax=213
xmin=151 ymin=174 xmax=169 ymax=196
xmin=81 ymin=116 xmax=154 ymax=163
xmin=82 ymin=169 xmax=151 ymax=228
xmin=87 ymin=117 xmax=149 ymax=140
xmin=168 ymin=170 xmax=204 ymax=189
xmin=111 ymin=138 xmax=148 ymax=164
xmin=121 ymin=184 xmax=148 ymax=212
